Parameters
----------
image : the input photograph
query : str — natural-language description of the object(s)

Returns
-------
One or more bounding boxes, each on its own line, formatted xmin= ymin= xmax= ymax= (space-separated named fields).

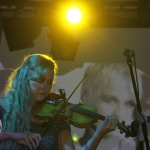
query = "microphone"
xmin=130 ymin=120 xmax=141 ymax=137
xmin=140 ymin=112 xmax=150 ymax=123
xmin=123 ymin=47 xmax=135 ymax=58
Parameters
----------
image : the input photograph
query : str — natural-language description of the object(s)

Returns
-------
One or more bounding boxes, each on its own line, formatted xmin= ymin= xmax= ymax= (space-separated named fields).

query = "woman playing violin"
xmin=0 ymin=54 xmax=118 ymax=150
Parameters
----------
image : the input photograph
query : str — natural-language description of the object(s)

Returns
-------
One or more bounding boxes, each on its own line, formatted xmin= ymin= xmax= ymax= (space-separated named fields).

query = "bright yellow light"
xmin=72 ymin=134 xmax=79 ymax=142
xmin=66 ymin=7 xmax=82 ymax=25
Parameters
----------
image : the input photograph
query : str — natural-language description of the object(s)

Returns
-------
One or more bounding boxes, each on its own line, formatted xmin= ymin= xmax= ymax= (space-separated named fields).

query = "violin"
xmin=33 ymin=93 xmax=134 ymax=138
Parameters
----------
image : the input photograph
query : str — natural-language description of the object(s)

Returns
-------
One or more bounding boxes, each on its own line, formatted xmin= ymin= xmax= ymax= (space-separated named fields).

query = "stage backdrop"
xmin=0 ymin=27 xmax=150 ymax=150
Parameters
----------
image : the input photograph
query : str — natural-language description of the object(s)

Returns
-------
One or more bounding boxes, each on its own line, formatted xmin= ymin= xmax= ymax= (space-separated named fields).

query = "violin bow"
xmin=41 ymin=74 xmax=87 ymax=136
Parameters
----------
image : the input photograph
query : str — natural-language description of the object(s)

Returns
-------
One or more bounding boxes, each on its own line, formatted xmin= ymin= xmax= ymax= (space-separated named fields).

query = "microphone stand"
xmin=126 ymin=57 xmax=150 ymax=150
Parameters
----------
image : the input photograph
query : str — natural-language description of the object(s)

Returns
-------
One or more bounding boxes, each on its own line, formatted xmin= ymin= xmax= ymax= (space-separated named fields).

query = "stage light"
xmin=3 ymin=17 xmax=41 ymax=51
xmin=66 ymin=7 xmax=82 ymax=25
xmin=48 ymin=26 xmax=80 ymax=61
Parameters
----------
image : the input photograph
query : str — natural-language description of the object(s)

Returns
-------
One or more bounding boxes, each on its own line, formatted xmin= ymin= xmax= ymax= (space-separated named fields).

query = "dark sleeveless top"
xmin=0 ymin=106 xmax=71 ymax=150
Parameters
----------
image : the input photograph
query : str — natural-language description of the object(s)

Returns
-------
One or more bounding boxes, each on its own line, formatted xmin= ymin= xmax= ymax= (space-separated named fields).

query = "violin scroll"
xmin=118 ymin=120 xmax=131 ymax=138
xmin=118 ymin=120 xmax=139 ymax=138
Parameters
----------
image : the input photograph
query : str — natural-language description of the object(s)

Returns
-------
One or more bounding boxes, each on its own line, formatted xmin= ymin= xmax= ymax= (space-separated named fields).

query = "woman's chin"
xmin=34 ymin=96 xmax=45 ymax=101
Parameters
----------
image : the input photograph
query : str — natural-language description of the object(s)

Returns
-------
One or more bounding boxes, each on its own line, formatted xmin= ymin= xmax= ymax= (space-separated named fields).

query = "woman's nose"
xmin=113 ymin=106 xmax=126 ymax=120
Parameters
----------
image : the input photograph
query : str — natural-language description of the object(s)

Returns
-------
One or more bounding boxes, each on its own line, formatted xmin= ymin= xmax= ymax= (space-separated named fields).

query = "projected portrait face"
xmin=81 ymin=63 xmax=144 ymax=136
xmin=95 ymin=73 xmax=136 ymax=127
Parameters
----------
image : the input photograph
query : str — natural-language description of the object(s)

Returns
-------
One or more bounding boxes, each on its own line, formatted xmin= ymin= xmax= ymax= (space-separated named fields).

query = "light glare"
xmin=72 ymin=134 xmax=79 ymax=142
xmin=66 ymin=7 xmax=82 ymax=24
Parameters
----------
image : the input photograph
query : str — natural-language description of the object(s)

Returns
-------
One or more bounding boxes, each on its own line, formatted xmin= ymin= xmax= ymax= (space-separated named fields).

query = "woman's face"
xmin=95 ymin=75 xmax=140 ymax=126
xmin=29 ymin=69 xmax=54 ymax=101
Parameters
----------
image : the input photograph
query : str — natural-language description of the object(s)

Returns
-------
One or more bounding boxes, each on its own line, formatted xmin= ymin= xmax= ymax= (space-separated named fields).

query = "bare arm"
xmin=81 ymin=115 xmax=118 ymax=150
xmin=0 ymin=131 xmax=11 ymax=140
xmin=58 ymin=130 xmax=75 ymax=150
xmin=0 ymin=131 xmax=41 ymax=150
xmin=57 ymin=115 xmax=117 ymax=150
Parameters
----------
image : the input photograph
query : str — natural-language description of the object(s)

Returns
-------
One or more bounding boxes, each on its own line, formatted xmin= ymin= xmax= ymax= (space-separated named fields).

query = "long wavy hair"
xmin=1 ymin=54 xmax=57 ymax=149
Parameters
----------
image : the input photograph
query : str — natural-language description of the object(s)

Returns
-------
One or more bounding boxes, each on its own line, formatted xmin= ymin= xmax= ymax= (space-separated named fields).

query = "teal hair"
xmin=1 ymin=54 xmax=57 ymax=149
